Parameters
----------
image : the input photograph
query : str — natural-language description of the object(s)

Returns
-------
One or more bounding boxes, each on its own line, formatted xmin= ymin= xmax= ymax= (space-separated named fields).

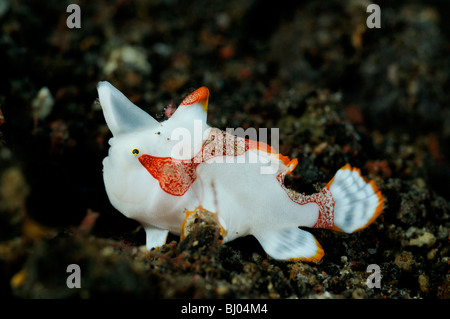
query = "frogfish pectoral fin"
xmin=144 ymin=226 xmax=169 ymax=251
xmin=254 ymin=227 xmax=324 ymax=263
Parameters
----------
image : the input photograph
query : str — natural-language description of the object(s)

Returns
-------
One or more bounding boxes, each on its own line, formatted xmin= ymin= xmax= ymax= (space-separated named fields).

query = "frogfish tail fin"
xmin=323 ymin=164 xmax=384 ymax=233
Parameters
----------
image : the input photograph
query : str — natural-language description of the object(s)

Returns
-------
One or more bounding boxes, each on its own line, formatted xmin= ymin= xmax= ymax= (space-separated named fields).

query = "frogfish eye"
xmin=131 ymin=148 xmax=140 ymax=156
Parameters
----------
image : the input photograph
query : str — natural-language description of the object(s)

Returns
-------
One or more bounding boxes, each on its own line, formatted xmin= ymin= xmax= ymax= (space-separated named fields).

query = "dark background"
xmin=0 ymin=0 xmax=449 ymax=299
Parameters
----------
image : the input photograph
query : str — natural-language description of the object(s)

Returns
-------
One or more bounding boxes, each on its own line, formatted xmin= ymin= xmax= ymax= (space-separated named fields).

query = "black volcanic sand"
xmin=0 ymin=0 xmax=449 ymax=299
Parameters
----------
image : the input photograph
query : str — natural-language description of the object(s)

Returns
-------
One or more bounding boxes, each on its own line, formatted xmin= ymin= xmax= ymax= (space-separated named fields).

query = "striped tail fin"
xmin=324 ymin=164 xmax=384 ymax=233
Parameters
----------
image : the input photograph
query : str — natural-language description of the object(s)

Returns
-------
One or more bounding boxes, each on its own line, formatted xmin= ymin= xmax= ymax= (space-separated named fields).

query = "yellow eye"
xmin=131 ymin=148 xmax=140 ymax=156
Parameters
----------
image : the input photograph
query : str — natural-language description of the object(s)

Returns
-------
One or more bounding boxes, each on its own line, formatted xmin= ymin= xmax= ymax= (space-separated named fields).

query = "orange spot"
xmin=10 ymin=270 xmax=27 ymax=288
xmin=365 ymin=160 xmax=392 ymax=178
xmin=77 ymin=209 xmax=100 ymax=235
xmin=344 ymin=105 xmax=364 ymax=125
xmin=0 ymin=108 xmax=4 ymax=126
xmin=139 ymin=155 xmax=198 ymax=196
xmin=342 ymin=144 xmax=352 ymax=154
xmin=219 ymin=44 xmax=235 ymax=59
xmin=180 ymin=87 xmax=209 ymax=112
xmin=428 ymin=133 xmax=444 ymax=162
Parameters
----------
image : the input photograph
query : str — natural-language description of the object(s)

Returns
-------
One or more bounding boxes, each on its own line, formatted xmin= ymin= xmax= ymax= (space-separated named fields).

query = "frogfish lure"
xmin=97 ymin=81 xmax=384 ymax=262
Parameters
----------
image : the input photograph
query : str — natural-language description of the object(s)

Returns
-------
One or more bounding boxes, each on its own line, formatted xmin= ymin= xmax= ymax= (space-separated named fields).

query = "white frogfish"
xmin=97 ymin=81 xmax=384 ymax=262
